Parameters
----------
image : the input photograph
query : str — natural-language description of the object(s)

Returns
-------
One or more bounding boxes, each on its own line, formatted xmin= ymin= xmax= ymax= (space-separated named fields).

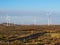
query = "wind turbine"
xmin=33 ymin=16 xmax=37 ymax=25
xmin=6 ymin=14 xmax=10 ymax=26
xmin=47 ymin=11 xmax=52 ymax=26
xmin=21 ymin=16 xmax=24 ymax=25
xmin=0 ymin=16 xmax=3 ymax=24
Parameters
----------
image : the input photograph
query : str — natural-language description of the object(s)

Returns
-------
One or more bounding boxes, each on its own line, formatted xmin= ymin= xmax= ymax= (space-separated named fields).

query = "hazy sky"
xmin=0 ymin=0 xmax=60 ymax=24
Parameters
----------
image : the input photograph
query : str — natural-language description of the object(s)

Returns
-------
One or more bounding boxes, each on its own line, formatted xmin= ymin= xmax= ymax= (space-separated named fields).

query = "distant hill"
xmin=0 ymin=23 xmax=18 ymax=26
xmin=0 ymin=23 xmax=60 ymax=31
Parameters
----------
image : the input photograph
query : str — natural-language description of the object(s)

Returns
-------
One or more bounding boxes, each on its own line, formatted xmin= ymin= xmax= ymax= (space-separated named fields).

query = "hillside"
xmin=0 ymin=23 xmax=60 ymax=45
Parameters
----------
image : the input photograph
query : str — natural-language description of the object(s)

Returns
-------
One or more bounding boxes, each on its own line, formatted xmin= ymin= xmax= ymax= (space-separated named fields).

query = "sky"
xmin=0 ymin=0 xmax=60 ymax=25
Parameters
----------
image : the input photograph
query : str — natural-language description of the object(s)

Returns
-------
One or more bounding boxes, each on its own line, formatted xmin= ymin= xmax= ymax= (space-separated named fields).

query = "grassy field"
xmin=0 ymin=24 xmax=60 ymax=45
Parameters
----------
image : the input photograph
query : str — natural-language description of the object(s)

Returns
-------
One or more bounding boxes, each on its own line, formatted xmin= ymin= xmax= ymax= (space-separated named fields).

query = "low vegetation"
xmin=0 ymin=23 xmax=60 ymax=45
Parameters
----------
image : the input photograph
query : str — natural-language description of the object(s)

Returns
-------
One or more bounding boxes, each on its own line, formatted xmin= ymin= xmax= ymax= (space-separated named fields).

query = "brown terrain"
xmin=0 ymin=23 xmax=60 ymax=45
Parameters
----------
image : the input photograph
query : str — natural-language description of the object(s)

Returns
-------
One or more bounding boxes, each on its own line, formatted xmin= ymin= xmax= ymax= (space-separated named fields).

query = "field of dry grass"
xmin=0 ymin=24 xmax=60 ymax=45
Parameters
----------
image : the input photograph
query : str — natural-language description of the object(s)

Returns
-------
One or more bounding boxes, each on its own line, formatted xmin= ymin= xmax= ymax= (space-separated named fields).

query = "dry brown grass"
xmin=0 ymin=24 xmax=60 ymax=45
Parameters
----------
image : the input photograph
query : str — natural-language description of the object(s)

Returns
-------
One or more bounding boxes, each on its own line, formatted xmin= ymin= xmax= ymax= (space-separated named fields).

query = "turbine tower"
xmin=6 ymin=14 xmax=10 ymax=26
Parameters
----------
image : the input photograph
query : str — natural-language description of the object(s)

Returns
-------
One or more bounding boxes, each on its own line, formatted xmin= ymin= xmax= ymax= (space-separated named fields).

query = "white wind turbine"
xmin=33 ymin=16 xmax=37 ymax=25
xmin=47 ymin=11 xmax=52 ymax=26
xmin=6 ymin=14 xmax=10 ymax=26
xmin=21 ymin=16 xmax=24 ymax=25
